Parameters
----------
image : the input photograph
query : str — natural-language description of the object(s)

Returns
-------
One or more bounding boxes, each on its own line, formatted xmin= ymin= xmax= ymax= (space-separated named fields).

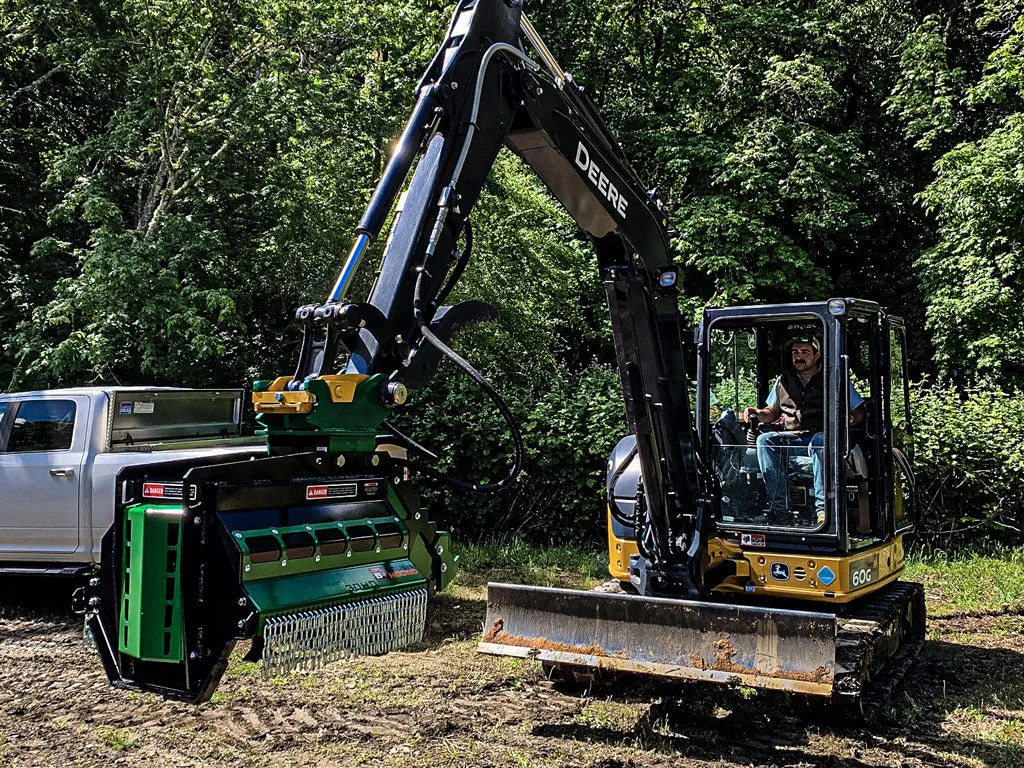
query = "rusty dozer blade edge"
xmin=479 ymin=583 xmax=838 ymax=697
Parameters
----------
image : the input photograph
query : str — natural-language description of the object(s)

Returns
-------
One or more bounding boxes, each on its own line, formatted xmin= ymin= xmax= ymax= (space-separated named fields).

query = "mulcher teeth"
xmin=261 ymin=589 xmax=428 ymax=677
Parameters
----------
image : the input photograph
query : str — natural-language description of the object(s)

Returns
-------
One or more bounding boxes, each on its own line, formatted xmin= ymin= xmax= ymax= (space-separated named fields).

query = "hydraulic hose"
xmin=407 ymin=269 xmax=523 ymax=493
xmin=435 ymin=220 xmax=472 ymax=307
xmin=607 ymin=441 xmax=639 ymax=529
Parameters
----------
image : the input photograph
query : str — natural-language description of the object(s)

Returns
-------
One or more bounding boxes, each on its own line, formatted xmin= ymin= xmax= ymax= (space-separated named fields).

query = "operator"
xmin=743 ymin=336 xmax=864 ymax=526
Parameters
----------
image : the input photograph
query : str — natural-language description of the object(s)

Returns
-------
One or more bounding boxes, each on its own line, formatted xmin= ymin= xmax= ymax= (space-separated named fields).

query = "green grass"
xmin=453 ymin=539 xmax=608 ymax=589
xmin=454 ymin=538 xmax=1024 ymax=616
xmin=905 ymin=547 xmax=1024 ymax=614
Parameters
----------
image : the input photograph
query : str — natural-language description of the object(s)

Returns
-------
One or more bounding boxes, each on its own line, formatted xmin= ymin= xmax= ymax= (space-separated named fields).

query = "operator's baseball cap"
xmin=788 ymin=334 xmax=820 ymax=353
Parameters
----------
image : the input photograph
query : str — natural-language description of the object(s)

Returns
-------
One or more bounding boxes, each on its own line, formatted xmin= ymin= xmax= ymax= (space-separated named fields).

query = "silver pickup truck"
xmin=0 ymin=387 xmax=262 ymax=575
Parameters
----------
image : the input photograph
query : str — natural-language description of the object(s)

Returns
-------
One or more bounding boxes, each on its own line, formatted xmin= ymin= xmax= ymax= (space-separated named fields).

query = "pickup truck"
xmin=0 ymin=387 xmax=263 ymax=575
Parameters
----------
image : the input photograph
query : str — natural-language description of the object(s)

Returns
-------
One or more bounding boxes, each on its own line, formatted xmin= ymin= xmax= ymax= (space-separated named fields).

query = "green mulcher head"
xmin=87 ymin=449 xmax=455 ymax=703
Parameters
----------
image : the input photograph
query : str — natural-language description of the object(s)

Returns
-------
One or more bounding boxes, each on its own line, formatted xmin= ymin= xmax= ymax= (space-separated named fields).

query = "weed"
xmin=573 ymin=699 xmax=644 ymax=731
xmin=231 ymin=659 xmax=261 ymax=677
xmin=96 ymin=725 xmax=141 ymax=751
xmin=989 ymin=717 xmax=1024 ymax=745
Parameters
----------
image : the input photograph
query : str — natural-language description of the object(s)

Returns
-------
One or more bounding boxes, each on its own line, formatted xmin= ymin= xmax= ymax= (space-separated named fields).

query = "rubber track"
xmin=833 ymin=581 xmax=926 ymax=715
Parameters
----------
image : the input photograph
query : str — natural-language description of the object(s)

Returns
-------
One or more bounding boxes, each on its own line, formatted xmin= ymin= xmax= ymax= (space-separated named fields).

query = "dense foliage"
xmin=2 ymin=0 xmax=1021 ymax=545
xmin=913 ymin=380 xmax=1024 ymax=547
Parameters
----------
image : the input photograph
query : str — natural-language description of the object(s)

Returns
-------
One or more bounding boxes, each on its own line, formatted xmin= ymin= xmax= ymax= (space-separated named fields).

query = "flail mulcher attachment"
xmin=87 ymin=449 xmax=455 ymax=703
xmin=480 ymin=581 xmax=925 ymax=707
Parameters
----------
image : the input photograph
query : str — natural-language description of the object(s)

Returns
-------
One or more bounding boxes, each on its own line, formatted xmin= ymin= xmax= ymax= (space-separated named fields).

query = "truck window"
xmin=8 ymin=400 xmax=76 ymax=452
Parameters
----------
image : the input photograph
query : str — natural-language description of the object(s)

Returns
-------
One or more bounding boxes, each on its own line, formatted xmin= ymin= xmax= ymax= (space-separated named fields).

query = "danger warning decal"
xmin=740 ymin=532 xmax=767 ymax=548
xmin=305 ymin=483 xmax=358 ymax=501
xmin=142 ymin=482 xmax=184 ymax=500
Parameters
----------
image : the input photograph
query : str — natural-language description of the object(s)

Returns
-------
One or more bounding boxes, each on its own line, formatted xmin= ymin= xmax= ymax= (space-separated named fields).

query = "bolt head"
xmin=337 ymin=454 xmax=346 ymax=468
xmin=383 ymin=381 xmax=408 ymax=407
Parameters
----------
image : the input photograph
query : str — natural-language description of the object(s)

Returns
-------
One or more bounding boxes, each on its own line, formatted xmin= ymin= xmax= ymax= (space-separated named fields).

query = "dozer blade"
xmin=480 ymin=583 xmax=838 ymax=696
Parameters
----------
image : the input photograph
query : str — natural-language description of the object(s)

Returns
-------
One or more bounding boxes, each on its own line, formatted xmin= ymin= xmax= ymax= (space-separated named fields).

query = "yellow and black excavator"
xmin=84 ymin=0 xmax=923 ymax=712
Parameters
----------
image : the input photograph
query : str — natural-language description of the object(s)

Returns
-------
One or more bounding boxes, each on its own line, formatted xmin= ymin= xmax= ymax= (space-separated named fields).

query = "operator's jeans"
xmin=755 ymin=431 xmax=824 ymax=517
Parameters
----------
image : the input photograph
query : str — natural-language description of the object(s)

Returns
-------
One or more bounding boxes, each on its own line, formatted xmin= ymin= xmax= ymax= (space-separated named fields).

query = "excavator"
xmin=84 ymin=0 xmax=924 ymax=712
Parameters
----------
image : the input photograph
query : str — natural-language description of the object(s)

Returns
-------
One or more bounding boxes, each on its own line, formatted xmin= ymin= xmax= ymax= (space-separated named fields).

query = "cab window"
xmin=7 ymin=400 xmax=77 ymax=452
xmin=707 ymin=319 xmax=828 ymax=533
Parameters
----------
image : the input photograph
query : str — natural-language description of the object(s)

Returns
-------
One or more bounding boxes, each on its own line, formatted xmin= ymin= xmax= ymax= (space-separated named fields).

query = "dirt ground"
xmin=1 ymin=576 xmax=1022 ymax=768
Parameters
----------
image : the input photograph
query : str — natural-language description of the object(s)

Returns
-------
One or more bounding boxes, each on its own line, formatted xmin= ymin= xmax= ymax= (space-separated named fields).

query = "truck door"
xmin=0 ymin=396 xmax=88 ymax=556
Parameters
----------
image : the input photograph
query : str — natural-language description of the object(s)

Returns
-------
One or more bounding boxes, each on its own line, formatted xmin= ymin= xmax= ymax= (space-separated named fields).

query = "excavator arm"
xmin=297 ymin=0 xmax=713 ymax=595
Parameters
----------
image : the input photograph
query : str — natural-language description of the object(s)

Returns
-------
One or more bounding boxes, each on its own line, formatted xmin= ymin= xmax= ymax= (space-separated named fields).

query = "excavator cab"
xmin=608 ymin=298 xmax=917 ymax=601
xmin=700 ymin=300 xmax=916 ymax=553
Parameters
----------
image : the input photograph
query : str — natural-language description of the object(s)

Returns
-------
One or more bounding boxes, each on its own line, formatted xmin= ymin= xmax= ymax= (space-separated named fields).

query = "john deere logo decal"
xmin=770 ymin=562 xmax=790 ymax=581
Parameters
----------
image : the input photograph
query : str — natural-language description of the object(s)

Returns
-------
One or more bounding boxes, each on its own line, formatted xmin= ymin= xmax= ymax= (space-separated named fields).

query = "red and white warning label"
xmin=305 ymin=483 xmax=358 ymax=501
xmin=142 ymin=482 xmax=184 ymax=500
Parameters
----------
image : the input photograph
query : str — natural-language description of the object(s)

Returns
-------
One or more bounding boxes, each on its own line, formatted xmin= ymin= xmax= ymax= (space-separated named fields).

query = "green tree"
xmin=889 ymin=2 xmax=1023 ymax=386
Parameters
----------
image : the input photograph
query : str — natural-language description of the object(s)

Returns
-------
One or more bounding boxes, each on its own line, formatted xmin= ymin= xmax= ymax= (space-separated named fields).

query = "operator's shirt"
xmin=766 ymin=376 xmax=863 ymax=421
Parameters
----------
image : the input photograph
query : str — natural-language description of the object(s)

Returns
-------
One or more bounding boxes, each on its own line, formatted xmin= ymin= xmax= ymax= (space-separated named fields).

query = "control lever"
xmin=746 ymin=416 xmax=759 ymax=447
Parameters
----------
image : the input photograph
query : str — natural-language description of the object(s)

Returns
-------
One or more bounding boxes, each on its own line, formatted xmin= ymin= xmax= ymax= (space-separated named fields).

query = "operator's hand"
xmin=744 ymin=406 xmax=760 ymax=423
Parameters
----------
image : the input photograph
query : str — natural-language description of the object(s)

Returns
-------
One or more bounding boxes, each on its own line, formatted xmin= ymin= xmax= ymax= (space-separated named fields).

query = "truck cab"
xmin=0 ymin=388 xmax=261 ymax=575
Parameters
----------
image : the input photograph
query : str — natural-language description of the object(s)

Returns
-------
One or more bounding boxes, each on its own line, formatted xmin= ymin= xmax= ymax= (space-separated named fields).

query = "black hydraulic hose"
xmin=381 ymin=420 xmax=440 ymax=462
xmin=434 ymin=220 xmax=472 ymax=307
xmin=607 ymin=441 xmax=639 ymax=529
xmin=407 ymin=270 xmax=523 ymax=493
